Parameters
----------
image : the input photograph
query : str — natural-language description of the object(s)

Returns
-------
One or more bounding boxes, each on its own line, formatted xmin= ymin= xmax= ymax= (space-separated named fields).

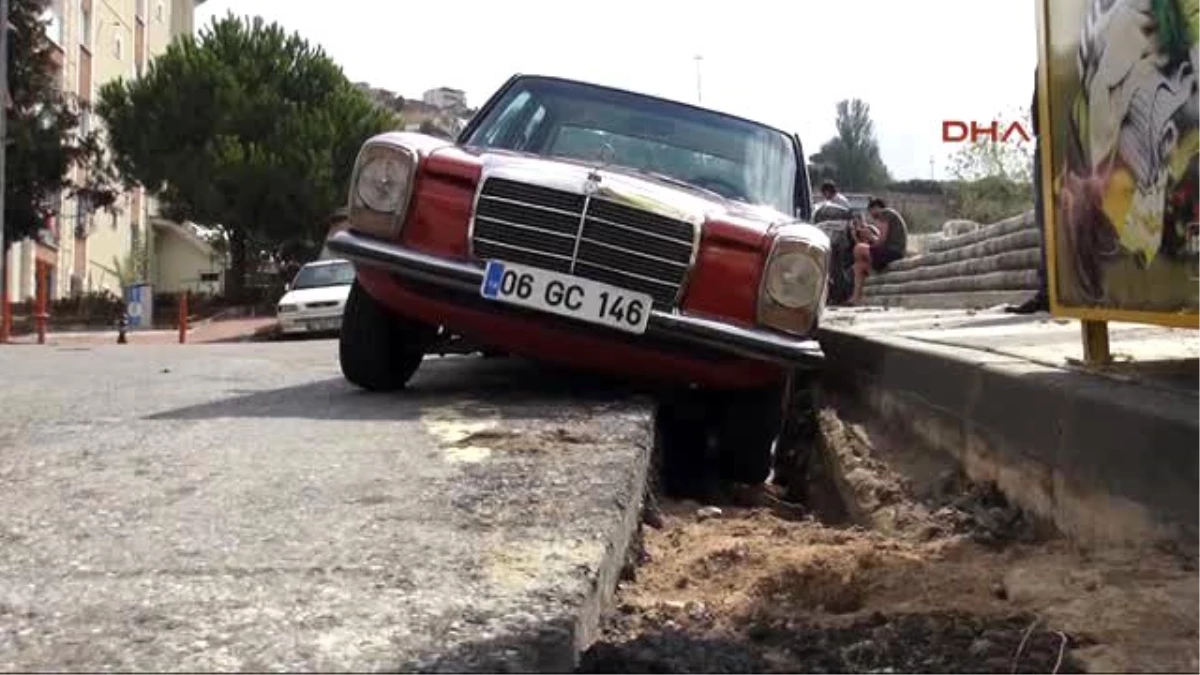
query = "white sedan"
xmin=276 ymin=259 xmax=355 ymax=334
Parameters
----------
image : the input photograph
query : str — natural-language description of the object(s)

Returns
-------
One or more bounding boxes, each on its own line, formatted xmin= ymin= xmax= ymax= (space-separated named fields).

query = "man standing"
xmin=1007 ymin=69 xmax=1050 ymax=314
xmin=818 ymin=179 xmax=852 ymax=209
xmin=850 ymin=197 xmax=908 ymax=304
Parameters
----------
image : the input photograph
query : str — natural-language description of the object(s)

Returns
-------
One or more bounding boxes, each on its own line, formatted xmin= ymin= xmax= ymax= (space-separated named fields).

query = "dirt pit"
xmin=579 ymin=410 xmax=1199 ymax=674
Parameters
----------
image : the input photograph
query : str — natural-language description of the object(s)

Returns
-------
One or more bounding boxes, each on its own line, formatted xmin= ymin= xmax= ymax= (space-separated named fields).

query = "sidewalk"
xmin=3 ymin=317 xmax=280 ymax=346
xmin=824 ymin=307 xmax=1198 ymax=390
xmin=819 ymin=306 xmax=1197 ymax=549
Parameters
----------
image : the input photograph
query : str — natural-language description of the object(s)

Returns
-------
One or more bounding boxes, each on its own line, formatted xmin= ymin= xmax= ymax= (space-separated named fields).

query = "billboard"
xmin=1037 ymin=0 xmax=1199 ymax=328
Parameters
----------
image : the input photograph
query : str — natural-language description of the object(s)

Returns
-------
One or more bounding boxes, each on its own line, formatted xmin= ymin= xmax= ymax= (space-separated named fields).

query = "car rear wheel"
xmin=339 ymin=279 xmax=437 ymax=392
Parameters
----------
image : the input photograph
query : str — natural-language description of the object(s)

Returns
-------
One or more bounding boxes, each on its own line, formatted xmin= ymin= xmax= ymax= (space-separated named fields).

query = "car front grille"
xmin=470 ymin=177 xmax=697 ymax=310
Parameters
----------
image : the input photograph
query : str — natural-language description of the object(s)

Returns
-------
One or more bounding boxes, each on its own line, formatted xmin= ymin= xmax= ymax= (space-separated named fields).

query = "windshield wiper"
xmin=545 ymin=153 xmax=753 ymax=205
xmin=611 ymin=165 xmax=737 ymax=202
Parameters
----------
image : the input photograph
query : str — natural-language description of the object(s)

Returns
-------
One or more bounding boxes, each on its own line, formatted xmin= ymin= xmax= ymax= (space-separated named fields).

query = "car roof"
xmin=504 ymin=73 xmax=797 ymax=141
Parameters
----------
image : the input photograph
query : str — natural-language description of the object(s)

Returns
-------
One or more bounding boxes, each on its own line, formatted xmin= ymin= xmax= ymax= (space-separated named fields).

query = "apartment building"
xmin=421 ymin=86 xmax=467 ymax=112
xmin=5 ymin=0 xmax=208 ymax=302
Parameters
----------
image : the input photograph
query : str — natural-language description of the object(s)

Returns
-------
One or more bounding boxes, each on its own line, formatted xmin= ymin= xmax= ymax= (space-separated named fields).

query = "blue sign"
xmin=124 ymin=283 xmax=152 ymax=329
xmin=482 ymin=261 xmax=505 ymax=298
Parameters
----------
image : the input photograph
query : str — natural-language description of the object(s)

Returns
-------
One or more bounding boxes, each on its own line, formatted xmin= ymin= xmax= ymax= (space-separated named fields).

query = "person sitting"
xmin=850 ymin=197 xmax=908 ymax=304
xmin=817 ymin=179 xmax=852 ymax=209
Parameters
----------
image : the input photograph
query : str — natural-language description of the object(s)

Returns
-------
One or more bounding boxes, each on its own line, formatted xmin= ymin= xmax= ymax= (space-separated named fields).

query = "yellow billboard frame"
xmin=1035 ymin=0 xmax=1198 ymax=362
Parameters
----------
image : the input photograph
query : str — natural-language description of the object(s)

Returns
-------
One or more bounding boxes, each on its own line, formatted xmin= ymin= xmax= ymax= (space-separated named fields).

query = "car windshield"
xmin=463 ymin=77 xmax=799 ymax=214
xmin=291 ymin=262 xmax=355 ymax=290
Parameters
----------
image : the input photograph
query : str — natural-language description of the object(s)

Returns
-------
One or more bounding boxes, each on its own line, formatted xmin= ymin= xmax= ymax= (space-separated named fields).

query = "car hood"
xmin=279 ymin=284 xmax=351 ymax=306
xmin=462 ymin=149 xmax=802 ymax=248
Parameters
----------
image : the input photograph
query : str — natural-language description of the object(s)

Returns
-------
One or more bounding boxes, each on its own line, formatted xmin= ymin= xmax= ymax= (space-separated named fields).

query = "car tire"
xmin=712 ymin=383 xmax=786 ymax=485
xmin=773 ymin=369 xmax=821 ymax=501
xmin=339 ymin=280 xmax=436 ymax=392
xmin=653 ymin=389 xmax=720 ymax=500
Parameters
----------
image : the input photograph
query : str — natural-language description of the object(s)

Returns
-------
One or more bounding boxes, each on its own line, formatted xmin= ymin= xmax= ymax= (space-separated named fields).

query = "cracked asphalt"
xmin=0 ymin=340 xmax=653 ymax=672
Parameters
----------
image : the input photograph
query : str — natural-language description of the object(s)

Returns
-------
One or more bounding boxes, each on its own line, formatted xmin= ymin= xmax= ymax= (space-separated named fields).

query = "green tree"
xmin=808 ymin=99 xmax=891 ymax=190
xmin=95 ymin=14 xmax=398 ymax=300
xmin=947 ymin=176 xmax=1033 ymax=224
xmin=5 ymin=0 xmax=119 ymax=252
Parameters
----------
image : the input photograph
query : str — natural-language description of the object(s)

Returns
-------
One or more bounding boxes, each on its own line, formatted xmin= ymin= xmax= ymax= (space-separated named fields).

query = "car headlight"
xmin=757 ymin=227 xmax=829 ymax=337
xmin=278 ymin=304 xmax=298 ymax=313
xmin=765 ymin=252 xmax=822 ymax=309
xmin=357 ymin=154 xmax=413 ymax=212
xmin=349 ymin=142 xmax=418 ymax=238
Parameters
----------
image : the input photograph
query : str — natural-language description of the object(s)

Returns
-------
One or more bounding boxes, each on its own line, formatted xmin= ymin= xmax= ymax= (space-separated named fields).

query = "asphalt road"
xmin=0 ymin=340 xmax=652 ymax=672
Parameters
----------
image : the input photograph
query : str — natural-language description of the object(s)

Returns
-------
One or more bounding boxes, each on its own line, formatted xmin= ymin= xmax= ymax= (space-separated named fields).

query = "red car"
xmin=326 ymin=74 xmax=830 ymax=496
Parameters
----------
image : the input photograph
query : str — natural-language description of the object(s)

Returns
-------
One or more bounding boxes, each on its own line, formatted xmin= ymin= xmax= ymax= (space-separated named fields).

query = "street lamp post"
xmin=693 ymin=55 xmax=703 ymax=104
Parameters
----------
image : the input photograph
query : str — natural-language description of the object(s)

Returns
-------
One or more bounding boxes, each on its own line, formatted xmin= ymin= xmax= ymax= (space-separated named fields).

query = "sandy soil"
xmin=580 ymin=410 xmax=1199 ymax=674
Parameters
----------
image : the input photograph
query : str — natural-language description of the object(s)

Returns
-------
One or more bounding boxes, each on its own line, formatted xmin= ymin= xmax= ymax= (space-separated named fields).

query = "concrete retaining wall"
xmin=865 ymin=211 xmax=1041 ymax=309
xmin=819 ymin=324 xmax=1199 ymax=550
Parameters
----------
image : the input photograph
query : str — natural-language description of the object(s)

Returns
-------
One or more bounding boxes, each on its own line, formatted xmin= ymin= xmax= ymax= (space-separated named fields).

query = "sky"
xmin=195 ymin=0 xmax=1038 ymax=181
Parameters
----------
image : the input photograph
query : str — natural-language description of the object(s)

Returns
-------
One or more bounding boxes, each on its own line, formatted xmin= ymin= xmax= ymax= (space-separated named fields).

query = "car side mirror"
xmin=284 ymin=283 xmax=291 ymax=292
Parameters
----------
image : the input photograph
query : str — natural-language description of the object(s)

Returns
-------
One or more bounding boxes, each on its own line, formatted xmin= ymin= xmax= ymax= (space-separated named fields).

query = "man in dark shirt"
xmin=850 ymin=197 xmax=908 ymax=304
xmin=1007 ymin=69 xmax=1050 ymax=314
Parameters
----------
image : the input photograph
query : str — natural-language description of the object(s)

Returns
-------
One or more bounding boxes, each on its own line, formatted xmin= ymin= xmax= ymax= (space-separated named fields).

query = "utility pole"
xmin=0 ymin=0 xmax=10 ymax=344
xmin=693 ymin=55 xmax=703 ymax=104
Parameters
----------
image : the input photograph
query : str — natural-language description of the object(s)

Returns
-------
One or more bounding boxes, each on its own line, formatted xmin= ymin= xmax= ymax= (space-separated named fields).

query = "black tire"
xmin=773 ymin=370 xmax=821 ymax=501
xmin=653 ymin=389 xmax=720 ymax=501
xmin=712 ymin=383 xmax=785 ymax=485
xmin=339 ymin=280 xmax=437 ymax=392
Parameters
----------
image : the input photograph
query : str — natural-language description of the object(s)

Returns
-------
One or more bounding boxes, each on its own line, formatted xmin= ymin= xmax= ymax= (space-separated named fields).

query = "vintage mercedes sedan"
xmin=326 ymin=74 xmax=830 ymax=494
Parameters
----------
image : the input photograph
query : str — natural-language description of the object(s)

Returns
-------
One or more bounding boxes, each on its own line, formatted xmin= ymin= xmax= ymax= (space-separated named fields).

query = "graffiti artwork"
xmin=1039 ymin=0 xmax=1199 ymax=325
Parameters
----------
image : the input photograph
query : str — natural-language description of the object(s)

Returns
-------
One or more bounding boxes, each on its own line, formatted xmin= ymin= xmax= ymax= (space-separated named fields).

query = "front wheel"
xmin=654 ymin=381 xmax=790 ymax=500
xmin=339 ymin=280 xmax=437 ymax=392
xmin=713 ymin=384 xmax=786 ymax=485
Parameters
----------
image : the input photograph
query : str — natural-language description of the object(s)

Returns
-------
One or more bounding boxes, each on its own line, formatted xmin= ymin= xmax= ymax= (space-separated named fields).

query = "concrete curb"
xmin=819 ymin=326 xmax=1198 ymax=549
xmin=394 ymin=414 xmax=653 ymax=673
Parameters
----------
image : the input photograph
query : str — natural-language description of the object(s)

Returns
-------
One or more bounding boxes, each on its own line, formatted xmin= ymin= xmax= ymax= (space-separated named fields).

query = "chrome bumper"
xmin=326 ymin=230 xmax=824 ymax=368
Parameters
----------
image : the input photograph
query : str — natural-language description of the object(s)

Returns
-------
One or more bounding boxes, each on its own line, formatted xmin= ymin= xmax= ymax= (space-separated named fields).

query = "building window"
xmin=75 ymin=194 xmax=92 ymax=238
xmin=114 ymin=32 xmax=123 ymax=59
xmin=155 ymin=0 xmax=164 ymax=22
xmin=79 ymin=2 xmax=92 ymax=48
xmin=41 ymin=2 xmax=65 ymax=46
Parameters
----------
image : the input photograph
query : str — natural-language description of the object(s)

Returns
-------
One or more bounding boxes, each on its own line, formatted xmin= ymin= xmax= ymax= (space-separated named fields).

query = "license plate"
xmin=480 ymin=260 xmax=653 ymax=335
xmin=307 ymin=318 xmax=340 ymax=330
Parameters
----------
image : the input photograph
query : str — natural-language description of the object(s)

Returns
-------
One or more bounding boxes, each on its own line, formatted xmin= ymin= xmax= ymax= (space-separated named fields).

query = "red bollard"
xmin=0 ymin=272 xmax=10 ymax=344
xmin=178 ymin=291 xmax=189 ymax=344
xmin=35 ymin=264 xmax=48 ymax=345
